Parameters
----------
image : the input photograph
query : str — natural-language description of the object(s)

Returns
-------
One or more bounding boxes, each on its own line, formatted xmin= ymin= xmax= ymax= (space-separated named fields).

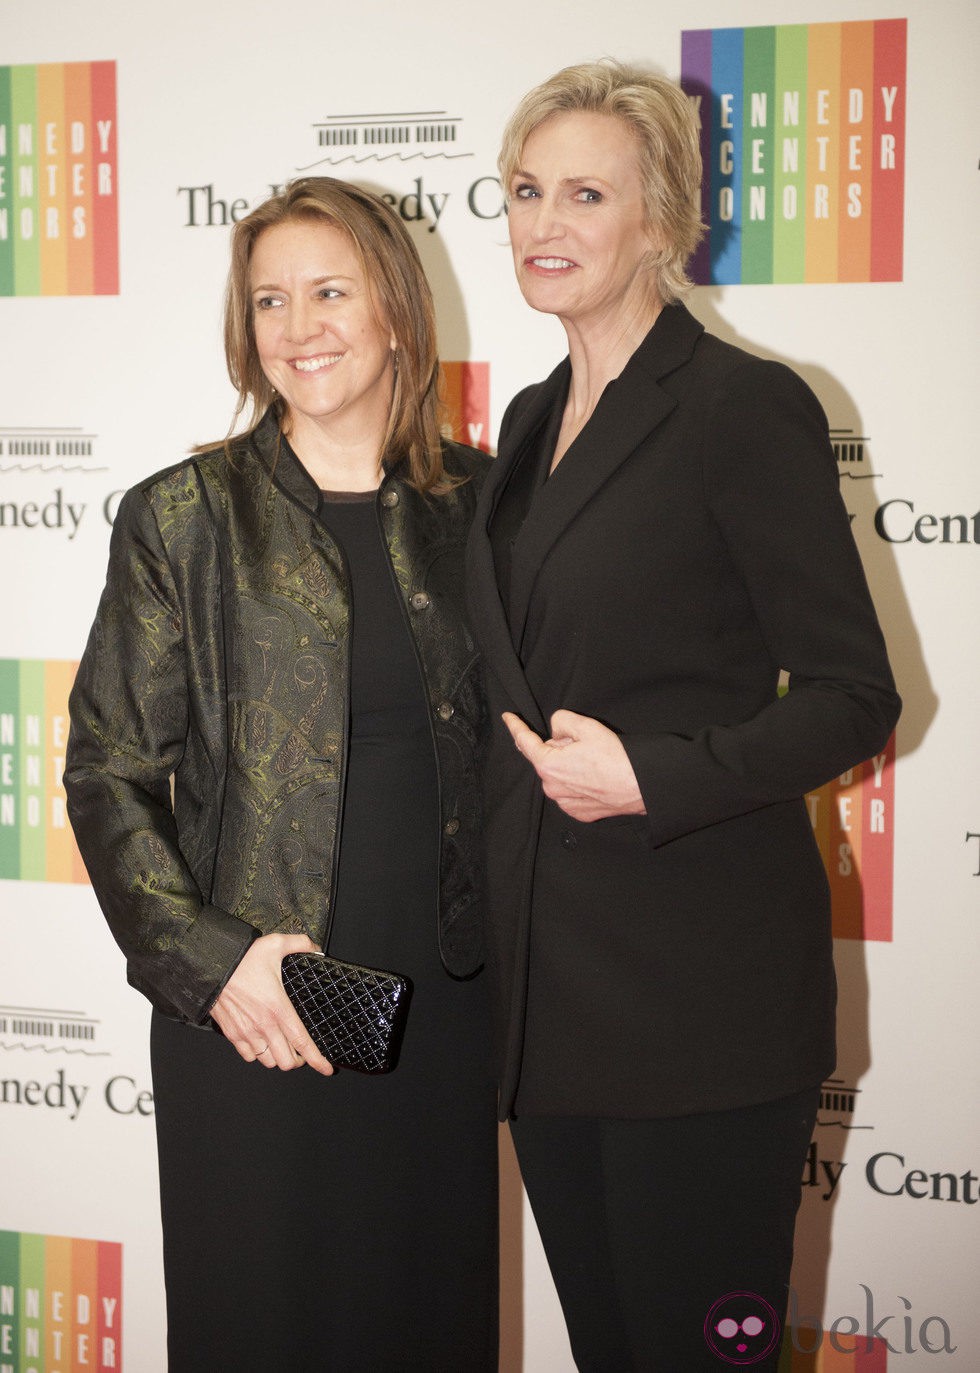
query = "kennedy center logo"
xmin=0 ymin=1231 xmax=122 ymax=1370
xmin=440 ymin=362 xmax=490 ymax=452
xmin=806 ymin=733 xmax=896 ymax=942
xmin=0 ymin=659 xmax=87 ymax=884
xmin=681 ymin=20 xmax=906 ymax=283
xmin=0 ymin=62 xmax=119 ymax=296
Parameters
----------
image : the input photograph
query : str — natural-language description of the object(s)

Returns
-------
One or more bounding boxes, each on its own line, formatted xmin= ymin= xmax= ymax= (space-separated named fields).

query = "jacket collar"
xmin=467 ymin=303 xmax=704 ymax=724
xmin=244 ymin=407 xmax=321 ymax=516
xmin=243 ymin=407 xmax=405 ymax=519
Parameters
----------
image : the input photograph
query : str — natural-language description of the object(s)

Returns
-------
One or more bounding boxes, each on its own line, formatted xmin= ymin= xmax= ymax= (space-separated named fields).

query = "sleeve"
xmin=623 ymin=357 xmax=901 ymax=848
xmin=65 ymin=484 xmax=256 ymax=1023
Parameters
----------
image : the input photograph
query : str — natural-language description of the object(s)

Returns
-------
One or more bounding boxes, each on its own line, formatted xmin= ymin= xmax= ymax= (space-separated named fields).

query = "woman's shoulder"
xmin=439 ymin=438 xmax=492 ymax=489
xmin=112 ymin=441 xmax=254 ymax=547
xmin=680 ymin=331 xmax=834 ymax=480
xmin=124 ymin=430 xmax=262 ymax=505
xmin=500 ymin=382 xmax=543 ymax=427
xmin=496 ymin=352 xmax=571 ymax=450
xmin=114 ymin=455 xmax=202 ymax=518
xmin=688 ymin=326 xmax=821 ymax=412
xmin=505 ymin=356 xmax=568 ymax=415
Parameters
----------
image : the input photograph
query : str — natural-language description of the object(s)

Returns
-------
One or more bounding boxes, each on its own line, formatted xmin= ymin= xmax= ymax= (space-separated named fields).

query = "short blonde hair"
xmin=222 ymin=177 xmax=449 ymax=492
xmin=499 ymin=60 xmax=704 ymax=303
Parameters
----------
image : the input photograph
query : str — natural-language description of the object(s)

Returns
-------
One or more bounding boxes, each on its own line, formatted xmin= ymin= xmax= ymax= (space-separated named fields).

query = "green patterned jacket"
xmin=65 ymin=410 xmax=490 ymax=1024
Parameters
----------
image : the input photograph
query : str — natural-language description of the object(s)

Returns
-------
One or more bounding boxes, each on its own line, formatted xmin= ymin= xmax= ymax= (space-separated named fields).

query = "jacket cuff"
xmin=136 ymin=905 xmax=259 ymax=1026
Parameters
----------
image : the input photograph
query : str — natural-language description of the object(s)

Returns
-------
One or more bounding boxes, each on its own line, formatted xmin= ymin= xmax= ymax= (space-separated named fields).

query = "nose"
xmin=526 ymin=194 xmax=564 ymax=244
xmin=284 ymin=299 xmax=320 ymax=344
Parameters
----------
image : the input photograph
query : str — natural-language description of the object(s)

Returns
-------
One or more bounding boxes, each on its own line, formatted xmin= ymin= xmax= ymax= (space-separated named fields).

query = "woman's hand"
xmin=503 ymin=709 xmax=646 ymax=823
xmin=210 ymin=932 xmax=334 ymax=1075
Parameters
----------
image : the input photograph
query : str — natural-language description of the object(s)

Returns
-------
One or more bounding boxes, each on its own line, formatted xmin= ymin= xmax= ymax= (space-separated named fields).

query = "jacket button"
xmin=381 ymin=489 xmax=399 ymax=508
xmin=443 ymin=817 xmax=460 ymax=836
xmin=436 ymin=701 xmax=454 ymax=721
xmin=410 ymin=591 xmax=431 ymax=611
xmin=561 ymin=830 xmax=578 ymax=851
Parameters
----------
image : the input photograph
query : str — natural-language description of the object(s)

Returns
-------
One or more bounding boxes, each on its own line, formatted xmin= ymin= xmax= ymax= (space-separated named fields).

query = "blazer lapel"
xmin=466 ymin=365 xmax=570 ymax=734
xmin=507 ymin=302 xmax=705 ymax=650
xmin=467 ymin=303 xmax=705 ymax=728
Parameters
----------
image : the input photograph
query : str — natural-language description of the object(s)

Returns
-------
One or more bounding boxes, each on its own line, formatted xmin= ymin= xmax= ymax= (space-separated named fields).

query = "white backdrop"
xmin=1 ymin=1 xmax=978 ymax=1369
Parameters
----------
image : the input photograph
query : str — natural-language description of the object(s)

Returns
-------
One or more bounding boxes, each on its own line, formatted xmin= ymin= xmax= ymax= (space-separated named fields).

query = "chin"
xmin=519 ymin=283 xmax=567 ymax=317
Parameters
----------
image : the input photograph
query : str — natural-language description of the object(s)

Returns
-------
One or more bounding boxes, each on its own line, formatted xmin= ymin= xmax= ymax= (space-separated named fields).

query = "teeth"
xmin=532 ymin=257 xmax=574 ymax=269
xmin=293 ymin=354 xmax=341 ymax=372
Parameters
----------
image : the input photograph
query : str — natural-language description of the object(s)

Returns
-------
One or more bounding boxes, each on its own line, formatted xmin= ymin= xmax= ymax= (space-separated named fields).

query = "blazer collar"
xmin=500 ymin=300 xmax=704 ymax=473
xmin=510 ymin=302 xmax=703 ymax=648
xmin=467 ymin=302 xmax=704 ymax=725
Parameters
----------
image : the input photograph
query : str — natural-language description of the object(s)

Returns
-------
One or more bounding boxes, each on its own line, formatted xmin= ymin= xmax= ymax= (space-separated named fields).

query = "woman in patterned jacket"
xmin=66 ymin=177 xmax=498 ymax=1372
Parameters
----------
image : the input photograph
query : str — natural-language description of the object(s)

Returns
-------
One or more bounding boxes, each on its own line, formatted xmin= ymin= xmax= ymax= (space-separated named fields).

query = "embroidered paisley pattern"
xmin=65 ymin=411 xmax=489 ymax=1023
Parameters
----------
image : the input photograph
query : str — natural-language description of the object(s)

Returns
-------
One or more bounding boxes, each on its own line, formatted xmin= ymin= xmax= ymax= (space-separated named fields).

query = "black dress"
xmin=151 ymin=491 xmax=498 ymax=1372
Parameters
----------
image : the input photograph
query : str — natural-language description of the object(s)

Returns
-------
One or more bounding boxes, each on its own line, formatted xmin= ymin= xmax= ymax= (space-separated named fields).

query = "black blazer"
xmin=466 ymin=303 xmax=900 ymax=1120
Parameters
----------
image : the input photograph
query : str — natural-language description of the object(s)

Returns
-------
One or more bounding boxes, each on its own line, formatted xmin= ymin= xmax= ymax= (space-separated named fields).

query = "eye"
xmin=253 ymin=295 xmax=282 ymax=311
xmin=317 ymin=287 xmax=343 ymax=300
xmin=511 ymin=182 xmax=540 ymax=200
xmin=574 ymin=187 xmax=603 ymax=203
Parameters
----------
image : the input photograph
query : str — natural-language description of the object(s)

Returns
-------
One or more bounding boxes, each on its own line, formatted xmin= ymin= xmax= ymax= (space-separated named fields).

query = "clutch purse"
xmin=280 ymin=951 xmax=412 ymax=1075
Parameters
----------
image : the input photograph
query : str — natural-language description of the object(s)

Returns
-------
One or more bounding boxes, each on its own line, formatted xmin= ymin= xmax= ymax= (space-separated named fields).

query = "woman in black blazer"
xmin=466 ymin=61 xmax=900 ymax=1371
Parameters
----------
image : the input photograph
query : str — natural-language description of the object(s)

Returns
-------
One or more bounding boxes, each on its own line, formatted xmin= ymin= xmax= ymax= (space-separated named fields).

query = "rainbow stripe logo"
xmin=681 ymin=21 xmax=906 ymax=283
xmin=0 ymin=1231 xmax=122 ymax=1371
xmin=0 ymin=660 xmax=87 ymax=884
xmin=0 ymin=62 xmax=119 ymax=296
xmin=806 ymin=733 xmax=896 ymax=942
xmin=440 ymin=362 xmax=490 ymax=452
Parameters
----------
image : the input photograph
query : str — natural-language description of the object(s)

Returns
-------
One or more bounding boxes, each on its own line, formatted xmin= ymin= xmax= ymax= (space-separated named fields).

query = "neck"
xmin=561 ymin=290 xmax=664 ymax=421
xmin=284 ymin=410 xmax=387 ymax=492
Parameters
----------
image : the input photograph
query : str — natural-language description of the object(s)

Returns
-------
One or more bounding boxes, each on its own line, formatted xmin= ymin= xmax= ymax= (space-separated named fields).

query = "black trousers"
xmin=511 ymin=1085 xmax=819 ymax=1372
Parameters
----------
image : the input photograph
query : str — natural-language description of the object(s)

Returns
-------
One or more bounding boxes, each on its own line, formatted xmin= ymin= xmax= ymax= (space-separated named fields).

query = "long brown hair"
xmin=220 ymin=177 xmax=449 ymax=491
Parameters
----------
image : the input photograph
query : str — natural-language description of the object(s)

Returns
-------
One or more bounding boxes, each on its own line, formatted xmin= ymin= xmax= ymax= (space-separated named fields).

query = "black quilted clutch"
xmin=280 ymin=952 xmax=412 ymax=1075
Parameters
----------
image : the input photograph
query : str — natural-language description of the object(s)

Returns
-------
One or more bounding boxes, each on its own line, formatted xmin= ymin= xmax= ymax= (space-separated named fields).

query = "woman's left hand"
xmin=503 ymin=709 xmax=646 ymax=823
xmin=210 ymin=932 xmax=335 ymax=1075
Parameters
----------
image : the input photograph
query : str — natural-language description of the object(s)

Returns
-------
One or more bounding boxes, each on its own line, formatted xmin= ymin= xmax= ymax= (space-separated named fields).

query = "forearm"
xmin=66 ymin=483 xmax=254 ymax=1022
xmin=627 ymin=359 xmax=900 ymax=846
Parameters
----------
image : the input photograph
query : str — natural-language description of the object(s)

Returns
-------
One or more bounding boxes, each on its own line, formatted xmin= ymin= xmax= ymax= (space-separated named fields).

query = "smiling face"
xmin=249 ymin=218 xmax=396 ymax=448
xmin=507 ymin=110 xmax=662 ymax=333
